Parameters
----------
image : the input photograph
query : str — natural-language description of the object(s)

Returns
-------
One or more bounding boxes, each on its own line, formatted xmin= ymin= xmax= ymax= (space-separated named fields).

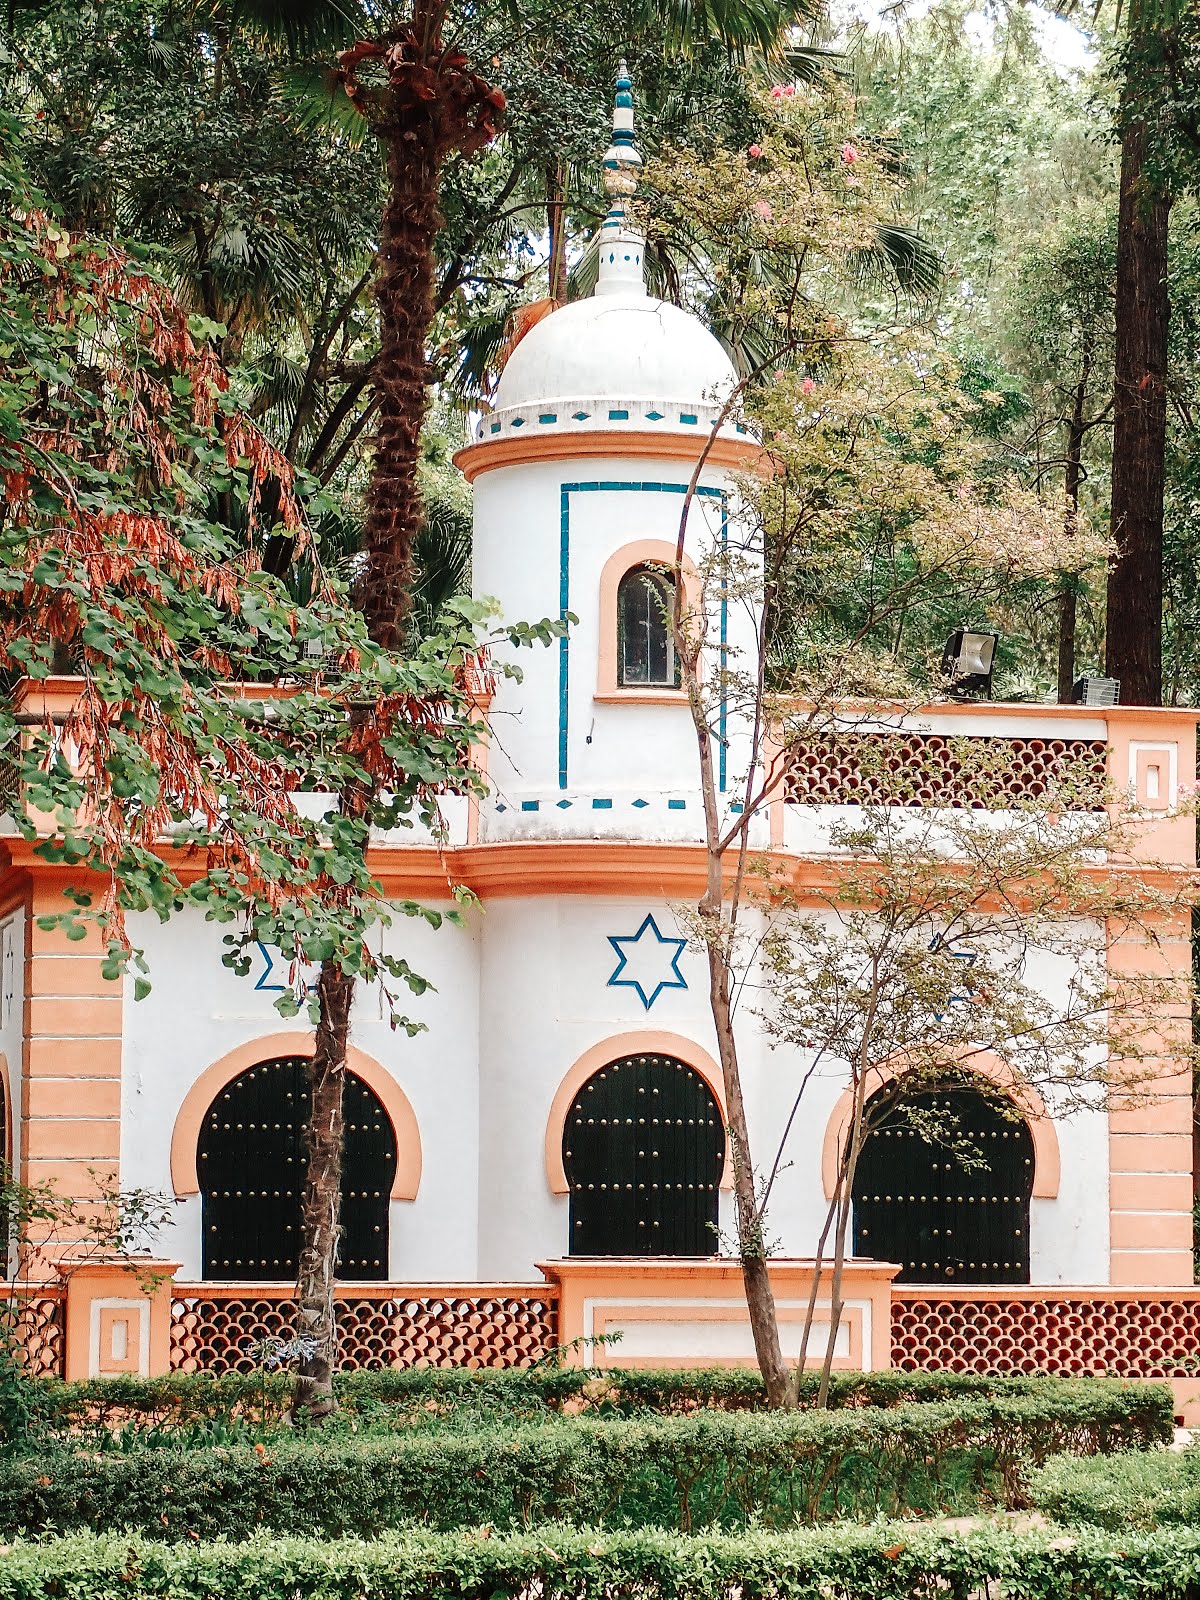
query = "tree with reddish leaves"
xmin=0 ymin=122 xmax=553 ymax=1420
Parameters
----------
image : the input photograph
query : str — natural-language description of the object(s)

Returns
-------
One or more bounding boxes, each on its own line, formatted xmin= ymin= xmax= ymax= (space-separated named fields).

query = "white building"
xmin=3 ymin=67 xmax=1198 ymax=1388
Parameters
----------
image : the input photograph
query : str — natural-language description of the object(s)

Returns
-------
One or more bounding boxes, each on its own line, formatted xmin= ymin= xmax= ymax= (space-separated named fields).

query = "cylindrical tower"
xmin=456 ymin=64 xmax=761 ymax=839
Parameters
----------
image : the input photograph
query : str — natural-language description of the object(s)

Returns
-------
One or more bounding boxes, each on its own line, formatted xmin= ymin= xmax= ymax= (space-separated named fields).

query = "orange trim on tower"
xmin=453 ymin=429 xmax=763 ymax=483
xmin=170 ymin=1031 xmax=422 ymax=1202
xmin=544 ymin=1030 xmax=732 ymax=1196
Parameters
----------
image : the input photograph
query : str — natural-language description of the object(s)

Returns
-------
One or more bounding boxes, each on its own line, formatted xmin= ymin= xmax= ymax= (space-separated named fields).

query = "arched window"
xmin=852 ymin=1081 xmax=1034 ymax=1284
xmin=562 ymin=1053 xmax=724 ymax=1255
xmin=618 ymin=565 xmax=679 ymax=687
xmin=197 ymin=1056 xmax=396 ymax=1281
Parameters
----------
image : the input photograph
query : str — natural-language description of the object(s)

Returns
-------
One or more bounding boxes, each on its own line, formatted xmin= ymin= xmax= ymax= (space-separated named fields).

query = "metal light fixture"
xmin=1071 ymin=676 xmax=1120 ymax=707
xmin=941 ymin=628 xmax=998 ymax=698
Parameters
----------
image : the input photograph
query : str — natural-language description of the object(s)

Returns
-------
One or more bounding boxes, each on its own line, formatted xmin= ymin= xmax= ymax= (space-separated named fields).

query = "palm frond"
xmin=780 ymin=43 xmax=848 ymax=83
xmin=278 ymin=63 xmax=369 ymax=144
xmin=853 ymin=222 xmax=943 ymax=299
xmin=220 ymin=0 xmax=368 ymax=55
xmin=408 ymin=496 xmax=472 ymax=641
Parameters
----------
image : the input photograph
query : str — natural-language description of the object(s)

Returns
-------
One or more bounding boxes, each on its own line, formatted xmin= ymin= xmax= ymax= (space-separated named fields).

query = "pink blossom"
xmin=753 ymin=199 xmax=774 ymax=221
xmin=801 ymin=377 xmax=816 ymax=395
xmin=841 ymin=142 xmax=859 ymax=163
xmin=748 ymin=144 xmax=763 ymax=159
xmin=770 ymin=85 xmax=784 ymax=99
xmin=783 ymin=84 xmax=795 ymax=97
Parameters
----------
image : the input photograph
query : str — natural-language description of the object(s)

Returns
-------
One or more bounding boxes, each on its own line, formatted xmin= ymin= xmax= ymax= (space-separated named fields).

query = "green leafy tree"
xmin=0 ymin=123 xmax=562 ymax=1423
xmin=1006 ymin=215 xmax=1117 ymax=699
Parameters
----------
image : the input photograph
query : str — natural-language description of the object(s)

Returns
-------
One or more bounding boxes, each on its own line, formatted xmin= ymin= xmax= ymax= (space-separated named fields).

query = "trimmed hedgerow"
xmin=1027 ymin=1447 xmax=1200 ymax=1530
xmin=39 ymin=1366 xmax=1172 ymax=1436
xmin=2 ymin=1522 xmax=1200 ymax=1600
xmin=0 ymin=1388 xmax=1172 ymax=1538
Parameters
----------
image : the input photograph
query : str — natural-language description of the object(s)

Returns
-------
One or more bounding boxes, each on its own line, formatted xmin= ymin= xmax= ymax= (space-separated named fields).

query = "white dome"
xmin=493 ymin=290 xmax=737 ymax=416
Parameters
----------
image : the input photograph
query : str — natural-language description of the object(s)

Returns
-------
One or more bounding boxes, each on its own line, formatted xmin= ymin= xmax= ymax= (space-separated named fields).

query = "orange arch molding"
xmin=820 ymin=1049 xmax=1060 ymax=1202
xmin=545 ymin=1030 xmax=732 ymax=1196
xmin=596 ymin=539 xmax=701 ymax=701
xmin=170 ymin=1032 xmax=422 ymax=1202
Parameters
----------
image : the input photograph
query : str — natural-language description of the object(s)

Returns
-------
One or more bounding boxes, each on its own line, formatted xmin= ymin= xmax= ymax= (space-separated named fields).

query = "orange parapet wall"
xmin=541 ymin=1257 xmax=899 ymax=1371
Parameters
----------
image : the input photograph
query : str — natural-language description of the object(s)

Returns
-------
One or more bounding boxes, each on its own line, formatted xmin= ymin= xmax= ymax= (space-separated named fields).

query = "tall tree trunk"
xmin=288 ymin=28 xmax=502 ymax=1421
xmin=1105 ymin=120 xmax=1171 ymax=706
xmin=291 ymin=961 xmax=354 ymax=1421
xmin=363 ymin=102 xmax=443 ymax=651
xmin=705 ymin=933 xmax=790 ymax=1406
xmin=547 ymin=161 xmax=568 ymax=304
xmin=688 ymin=650 xmax=788 ymax=1404
xmin=1057 ymin=359 xmax=1090 ymax=704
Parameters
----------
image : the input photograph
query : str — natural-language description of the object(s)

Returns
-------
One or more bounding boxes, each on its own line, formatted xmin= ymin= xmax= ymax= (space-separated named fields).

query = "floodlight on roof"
xmin=941 ymin=628 xmax=998 ymax=698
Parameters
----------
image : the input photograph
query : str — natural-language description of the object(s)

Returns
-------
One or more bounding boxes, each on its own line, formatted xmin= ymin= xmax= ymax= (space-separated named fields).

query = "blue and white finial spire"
xmin=596 ymin=59 xmax=645 ymax=298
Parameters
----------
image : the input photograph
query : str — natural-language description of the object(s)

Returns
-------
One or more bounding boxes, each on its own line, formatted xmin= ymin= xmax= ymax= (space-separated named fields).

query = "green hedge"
xmin=38 ymin=1366 xmax=1172 ymax=1434
xmin=0 ymin=1388 xmax=1172 ymax=1538
xmin=3 ymin=1523 xmax=1200 ymax=1600
xmin=1028 ymin=1447 xmax=1200 ymax=1530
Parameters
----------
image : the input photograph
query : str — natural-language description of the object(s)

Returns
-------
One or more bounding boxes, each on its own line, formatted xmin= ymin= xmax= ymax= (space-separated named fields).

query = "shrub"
xmin=37 ymin=1366 xmax=1169 ymax=1438
xmin=3 ymin=1522 xmax=1200 ymax=1600
xmin=1027 ymin=1447 xmax=1200 ymax=1530
xmin=0 ymin=1386 xmax=1172 ymax=1538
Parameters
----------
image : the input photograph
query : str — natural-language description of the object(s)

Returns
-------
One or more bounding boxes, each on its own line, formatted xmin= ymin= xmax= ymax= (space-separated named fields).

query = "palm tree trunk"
xmin=363 ymin=92 xmax=443 ymax=650
xmin=1105 ymin=119 xmax=1170 ymax=706
xmin=289 ymin=25 xmax=504 ymax=1423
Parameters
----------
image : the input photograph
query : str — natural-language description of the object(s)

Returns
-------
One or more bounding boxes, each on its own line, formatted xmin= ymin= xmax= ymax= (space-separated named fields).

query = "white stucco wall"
xmin=121 ymin=904 xmax=481 ymax=1281
xmin=113 ymin=881 xmax=1114 ymax=1287
xmin=473 ymin=456 xmax=758 ymax=819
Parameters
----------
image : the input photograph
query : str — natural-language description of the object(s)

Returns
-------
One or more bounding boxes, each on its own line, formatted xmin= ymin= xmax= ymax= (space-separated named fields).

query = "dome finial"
xmin=596 ymin=58 xmax=645 ymax=298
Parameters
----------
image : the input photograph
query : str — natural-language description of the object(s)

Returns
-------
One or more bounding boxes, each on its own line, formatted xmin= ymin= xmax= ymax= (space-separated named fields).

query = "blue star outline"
xmin=253 ymin=941 xmax=316 ymax=994
xmin=607 ymin=912 xmax=688 ymax=1011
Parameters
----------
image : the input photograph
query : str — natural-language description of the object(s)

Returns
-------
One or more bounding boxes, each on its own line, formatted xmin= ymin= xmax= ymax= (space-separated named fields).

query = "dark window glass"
xmin=563 ymin=1054 xmax=724 ymax=1255
xmin=618 ymin=565 xmax=678 ymax=687
xmin=198 ymin=1056 xmax=396 ymax=1281
xmin=852 ymin=1082 xmax=1034 ymax=1285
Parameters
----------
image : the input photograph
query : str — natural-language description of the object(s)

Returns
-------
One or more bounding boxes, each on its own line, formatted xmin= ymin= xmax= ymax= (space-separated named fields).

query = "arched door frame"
xmin=171 ymin=1031 xmax=422 ymax=1202
xmin=545 ymin=1031 xmax=732 ymax=1195
xmin=820 ymin=1050 xmax=1059 ymax=1202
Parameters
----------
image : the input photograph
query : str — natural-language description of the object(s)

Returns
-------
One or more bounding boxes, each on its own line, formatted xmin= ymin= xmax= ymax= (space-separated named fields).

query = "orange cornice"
xmin=170 ymin=1031 xmax=421 ymax=1202
xmin=453 ymin=429 xmax=764 ymax=483
xmin=2 ymin=837 xmax=1195 ymax=903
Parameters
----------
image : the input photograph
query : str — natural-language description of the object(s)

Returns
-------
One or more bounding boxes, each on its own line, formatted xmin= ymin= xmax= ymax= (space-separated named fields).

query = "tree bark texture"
xmin=341 ymin=28 xmax=505 ymax=654
xmin=291 ymin=960 xmax=354 ymax=1421
xmin=1057 ymin=363 xmax=1089 ymax=703
xmin=1105 ymin=120 xmax=1171 ymax=706
xmin=287 ymin=31 xmax=503 ymax=1420
xmin=547 ymin=162 xmax=568 ymax=305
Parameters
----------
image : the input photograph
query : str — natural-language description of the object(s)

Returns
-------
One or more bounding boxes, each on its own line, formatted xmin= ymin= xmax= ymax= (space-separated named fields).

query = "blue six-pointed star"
xmin=607 ymin=913 xmax=688 ymax=1010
